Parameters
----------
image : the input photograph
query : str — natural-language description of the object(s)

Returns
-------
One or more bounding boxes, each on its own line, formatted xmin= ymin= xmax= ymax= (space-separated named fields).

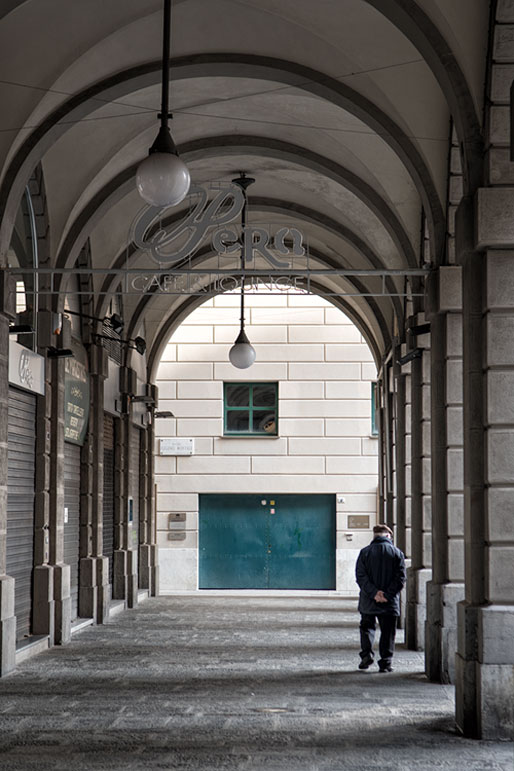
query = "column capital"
xmin=475 ymin=187 xmax=514 ymax=250
xmin=0 ymin=269 xmax=16 ymax=320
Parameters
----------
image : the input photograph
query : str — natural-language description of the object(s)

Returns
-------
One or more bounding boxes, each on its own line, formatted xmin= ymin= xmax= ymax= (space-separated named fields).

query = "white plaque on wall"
xmin=8 ymin=340 xmax=45 ymax=395
xmin=160 ymin=438 xmax=194 ymax=456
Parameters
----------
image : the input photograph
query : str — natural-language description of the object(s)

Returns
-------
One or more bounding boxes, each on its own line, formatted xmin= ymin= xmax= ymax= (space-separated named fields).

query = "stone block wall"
xmin=154 ymin=292 xmax=378 ymax=593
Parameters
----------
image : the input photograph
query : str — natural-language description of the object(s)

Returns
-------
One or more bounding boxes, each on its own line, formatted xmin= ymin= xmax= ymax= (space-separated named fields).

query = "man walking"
xmin=355 ymin=524 xmax=406 ymax=673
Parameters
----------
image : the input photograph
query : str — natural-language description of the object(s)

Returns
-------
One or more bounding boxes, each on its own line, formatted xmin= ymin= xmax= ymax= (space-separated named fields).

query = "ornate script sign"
xmin=131 ymin=182 xmax=305 ymax=270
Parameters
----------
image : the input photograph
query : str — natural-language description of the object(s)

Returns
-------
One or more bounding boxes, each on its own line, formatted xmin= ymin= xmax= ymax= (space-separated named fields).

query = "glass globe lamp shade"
xmin=229 ymin=329 xmax=256 ymax=369
xmin=136 ymin=152 xmax=191 ymax=207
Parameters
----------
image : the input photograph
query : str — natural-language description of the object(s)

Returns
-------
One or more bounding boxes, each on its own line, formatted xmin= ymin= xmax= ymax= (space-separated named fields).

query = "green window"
xmin=224 ymin=382 xmax=278 ymax=436
xmin=371 ymin=381 xmax=378 ymax=436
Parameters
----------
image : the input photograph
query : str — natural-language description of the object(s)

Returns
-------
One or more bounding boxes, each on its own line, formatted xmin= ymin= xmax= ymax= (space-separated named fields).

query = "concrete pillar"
xmin=79 ymin=343 xmax=110 ymax=623
xmin=0 ymin=304 xmax=16 ymax=674
xmin=455 ymin=191 xmax=514 ymax=739
xmin=406 ymin=321 xmax=432 ymax=650
xmin=425 ymin=268 xmax=465 ymax=684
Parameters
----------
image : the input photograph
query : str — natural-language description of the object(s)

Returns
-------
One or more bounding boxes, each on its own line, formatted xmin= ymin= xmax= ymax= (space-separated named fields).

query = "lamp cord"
xmin=240 ymin=190 xmax=247 ymax=331
xmin=160 ymin=0 xmax=171 ymax=128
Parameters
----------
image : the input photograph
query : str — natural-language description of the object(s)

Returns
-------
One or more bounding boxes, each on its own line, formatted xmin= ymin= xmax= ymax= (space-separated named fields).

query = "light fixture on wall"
xmin=9 ymin=324 xmax=34 ymax=334
xmin=228 ymin=172 xmax=256 ymax=369
xmin=131 ymin=395 xmax=156 ymax=404
xmin=63 ymin=309 xmax=124 ymax=334
xmin=47 ymin=346 xmax=73 ymax=358
xmin=94 ymin=334 xmax=146 ymax=355
xmin=397 ymin=348 xmax=422 ymax=366
xmin=136 ymin=0 xmax=190 ymax=207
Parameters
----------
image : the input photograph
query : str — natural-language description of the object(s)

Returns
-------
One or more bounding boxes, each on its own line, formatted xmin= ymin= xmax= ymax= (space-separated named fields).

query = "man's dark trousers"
xmin=359 ymin=613 xmax=397 ymax=668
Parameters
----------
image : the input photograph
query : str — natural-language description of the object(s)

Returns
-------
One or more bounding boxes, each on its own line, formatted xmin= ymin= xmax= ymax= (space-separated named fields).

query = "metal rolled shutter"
xmin=63 ymin=442 xmax=81 ymax=621
xmin=129 ymin=424 xmax=140 ymax=560
xmin=7 ymin=387 xmax=36 ymax=641
xmin=103 ymin=414 xmax=115 ymax=585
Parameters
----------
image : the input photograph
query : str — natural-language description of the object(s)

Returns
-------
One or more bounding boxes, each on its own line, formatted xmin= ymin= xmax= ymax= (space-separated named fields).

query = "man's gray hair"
xmin=373 ymin=524 xmax=393 ymax=537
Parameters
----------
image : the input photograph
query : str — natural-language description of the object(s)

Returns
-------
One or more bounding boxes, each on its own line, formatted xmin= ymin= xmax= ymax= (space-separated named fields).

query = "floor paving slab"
xmin=0 ymin=596 xmax=511 ymax=771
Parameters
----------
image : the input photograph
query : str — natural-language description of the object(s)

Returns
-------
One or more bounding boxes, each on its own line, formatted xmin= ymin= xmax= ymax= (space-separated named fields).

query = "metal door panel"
xmin=199 ymin=494 xmax=335 ymax=590
xmin=7 ymin=388 xmax=36 ymax=640
xmin=64 ymin=442 xmax=81 ymax=620
xmin=268 ymin=494 xmax=335 ymax=589
xmin=199 ymin=495 xmax=269 ymax=588
xmin=103 ymin=413 xmax=115 ymax=585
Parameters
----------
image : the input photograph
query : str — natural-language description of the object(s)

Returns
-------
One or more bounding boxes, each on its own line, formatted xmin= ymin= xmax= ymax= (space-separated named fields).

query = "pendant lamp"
xmin=229 ymin=173 xmax=256 ymax=369
xmin=136 ymin=0 xmax=190 ymax=207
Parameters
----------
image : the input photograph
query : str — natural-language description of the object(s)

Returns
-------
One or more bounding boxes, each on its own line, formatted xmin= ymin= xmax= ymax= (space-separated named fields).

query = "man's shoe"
xmin=358 ymin=654 xmax=374 ymax=670
xmin=378 ymin=665 xmax=393 ymax=673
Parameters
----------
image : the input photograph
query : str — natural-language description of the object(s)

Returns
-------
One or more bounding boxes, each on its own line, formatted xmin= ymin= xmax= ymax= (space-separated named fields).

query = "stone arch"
xmin=0 ymin=55 xmax=445 ymax=264
xmin=147 ymin=280 xmax=382 ymax=385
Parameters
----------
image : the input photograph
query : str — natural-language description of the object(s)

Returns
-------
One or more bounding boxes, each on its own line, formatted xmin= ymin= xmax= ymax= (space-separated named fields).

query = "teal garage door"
xmin=199 ymin=494 xmax=336 ymax=589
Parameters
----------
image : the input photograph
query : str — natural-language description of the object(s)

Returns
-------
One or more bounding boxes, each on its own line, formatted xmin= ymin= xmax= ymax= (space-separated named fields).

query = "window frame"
xmin=371 ymin=381 xmax=379 ymax=437
xmin=223 ymin=381 xmax=279 ymax=437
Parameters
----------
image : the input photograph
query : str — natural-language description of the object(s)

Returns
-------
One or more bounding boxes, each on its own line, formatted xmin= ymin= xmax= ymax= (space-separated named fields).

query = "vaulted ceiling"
xmin=0 ymin=0 xmax=490 ymax=370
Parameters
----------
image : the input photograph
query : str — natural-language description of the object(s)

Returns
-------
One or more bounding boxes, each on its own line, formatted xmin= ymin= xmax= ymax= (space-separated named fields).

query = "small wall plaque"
xmin=347 ymin=515 xmax=370 ymax=529
xmin=160 ymin=438 xmax=194 ymax=456
xmin=169 ymin=512 xmax=186 ymax=524
xmin=167 ymin=532 xmax=187 ymax=541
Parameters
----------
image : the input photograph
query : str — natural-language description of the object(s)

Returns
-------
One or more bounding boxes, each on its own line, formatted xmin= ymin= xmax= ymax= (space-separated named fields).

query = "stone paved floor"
xmin=0 ymin=596 xmax=512 ymax=771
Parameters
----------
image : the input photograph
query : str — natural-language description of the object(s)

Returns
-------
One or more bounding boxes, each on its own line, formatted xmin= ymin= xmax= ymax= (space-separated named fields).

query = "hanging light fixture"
xmin=229 ymin=172 xmax=256 ymax=369
xmin=136 ymin=0 xmax=190 ymax=207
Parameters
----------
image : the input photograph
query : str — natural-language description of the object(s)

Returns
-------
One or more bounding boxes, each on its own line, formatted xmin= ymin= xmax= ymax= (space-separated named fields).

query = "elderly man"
xmin=355 ymin=524 xmax=406 ymax=673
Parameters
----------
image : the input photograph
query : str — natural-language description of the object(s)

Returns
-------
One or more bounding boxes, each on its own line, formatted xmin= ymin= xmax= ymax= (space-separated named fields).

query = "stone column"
xmin=425 ymin=268 xmax=465 ymax=683
xmin=376 ymin=377 xmax=385 ymax=520
xmin=30 ymin=303 xmax=71 ymax=646
xmin=393 ymin=349 xmax=407 ymax=555
xmin=406 ymin=320 xmax=432 ymax=650
xmin=384 ymin=362 xmax=395 ymax=531
xmin=0 ymin=299 xmax=16 ymax=674
xmin=139 ymin=385 xmax=159 ymax=597
xmin=455 ymin=192 xmax=514 ymax=739
xmin=112 ymin=367 xmax=138 ymax=608
xmin=79 ymin=343 xmax=110 ymax=623
xmin=397 ymin=352 xmax=412 ymax=629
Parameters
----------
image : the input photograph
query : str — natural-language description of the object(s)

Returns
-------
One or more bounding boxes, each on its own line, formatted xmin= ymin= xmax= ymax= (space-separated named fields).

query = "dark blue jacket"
xmin=356 ymin=536 xmax=406 ymax=616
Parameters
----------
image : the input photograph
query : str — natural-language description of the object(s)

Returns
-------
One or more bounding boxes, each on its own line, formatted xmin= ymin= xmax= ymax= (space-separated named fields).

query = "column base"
xmin=425 ymin=581 xmax=464 ymax=683
xmin=456 ymin=602 xmax=514 ymax=739
xmin=0 ymin=576 xmax=16 ymax=676
xmin=406 ymin=567 xmax=431 ymax=650
xmin=113 ymin=549 xmax=138 ymax=608
xmin=32 ymin=565 xmax=55 ymax=642
xmin=79 ymin=557 xmax=98 ymax=621
xmin=79 ymin=556 xmax=111 ymax=624
xmin=53 ymin=563 xmax=71 ymax=644
xmin=96 ymin=556 xmax=111 ymax=624
xmin=139 ymin=544 xmax=159 ymax=596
